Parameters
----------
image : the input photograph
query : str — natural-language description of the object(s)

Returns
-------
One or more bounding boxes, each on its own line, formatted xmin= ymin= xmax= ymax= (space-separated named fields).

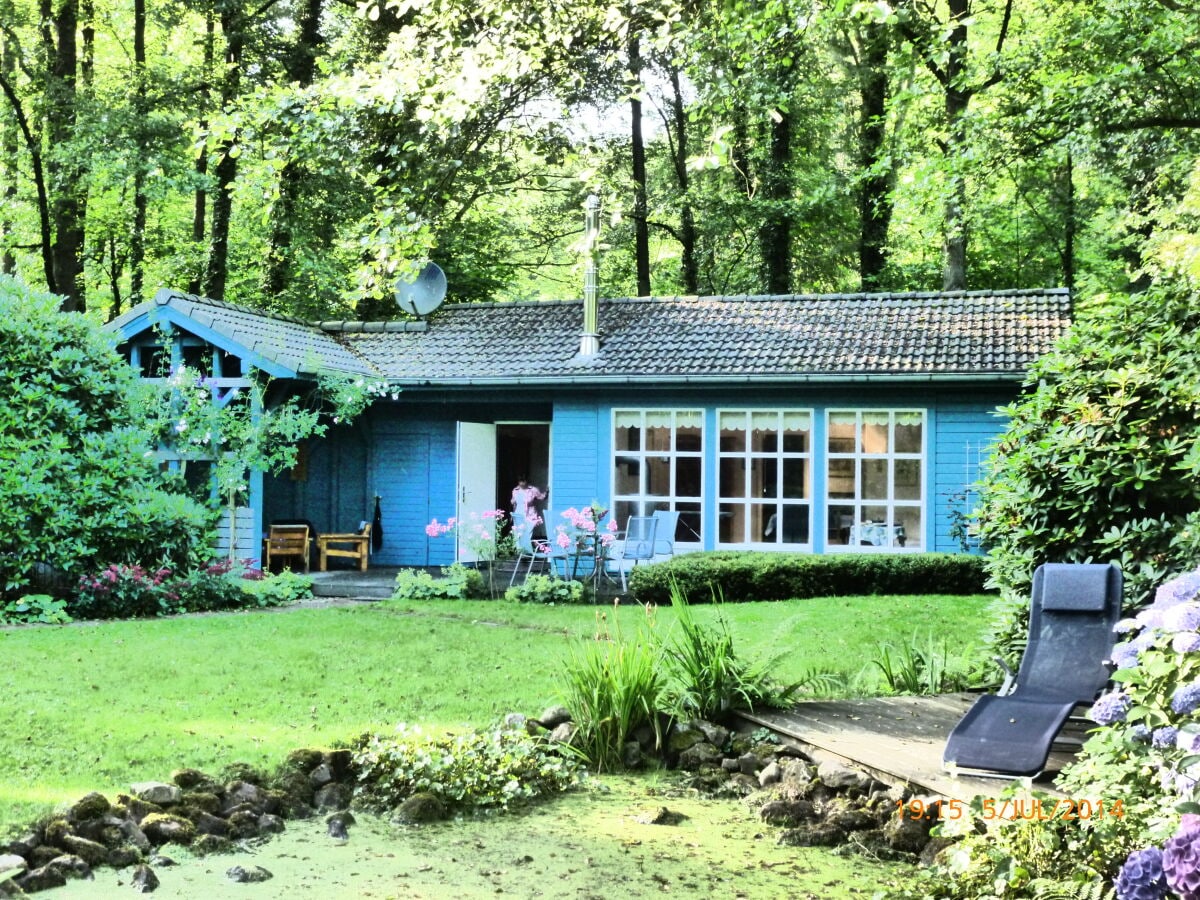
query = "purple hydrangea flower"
xmin=1157 ymin=572 xmax=1200 ymax=608
xmin=1154 ymin=727 xmax=1181 ymax=749
xmin=1113 ymin=642 xmax=1142 ymax=670
xmin=1131 ymin=724 xmax=1152 ymax=743
xmin=1175 ymin=633 xmax=1200 ymax=654
xmin=1115 ymin=618 xmax=1141 ymax=635
xmin=1174 ymin=683 xmax=1200 ymax=716
xmin=1116 ymin=847 xmax=1168 ymax=900
xmin=1164 ymin=823 xmax=1200 ymax=900
xmin=1138 ymin=607 xmax=1167 ymax=631
xmin=1165 ymin=603 xmax=1200 ymax=633
xmin=1091 ymin=691 xmax=1132 ymax=725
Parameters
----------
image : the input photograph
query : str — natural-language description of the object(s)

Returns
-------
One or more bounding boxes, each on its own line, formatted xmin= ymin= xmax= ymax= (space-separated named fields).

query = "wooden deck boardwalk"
xmin=737 ymin=693 xmax=1090 ymax=801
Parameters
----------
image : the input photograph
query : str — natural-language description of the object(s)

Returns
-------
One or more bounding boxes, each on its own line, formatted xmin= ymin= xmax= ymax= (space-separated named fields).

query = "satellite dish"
xmin=394 ymin=261 xmax=447 ymax=317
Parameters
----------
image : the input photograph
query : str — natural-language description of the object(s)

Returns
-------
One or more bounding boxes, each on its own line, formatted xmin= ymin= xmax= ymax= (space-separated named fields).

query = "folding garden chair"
xmin=942 ymin=562 xmax=1123 ymax=778
xmin=605 ymin=516 xmax=658 ymax=592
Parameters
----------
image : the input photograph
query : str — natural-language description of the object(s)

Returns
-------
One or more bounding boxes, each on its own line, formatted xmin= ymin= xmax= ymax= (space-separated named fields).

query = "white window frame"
xmin=611 ymin=409 xmax=704 ymax=547
xmin=716 ymin=409 xmax=813 ymax=549
xmin=824 ymin=409 xmax=926 ymax=552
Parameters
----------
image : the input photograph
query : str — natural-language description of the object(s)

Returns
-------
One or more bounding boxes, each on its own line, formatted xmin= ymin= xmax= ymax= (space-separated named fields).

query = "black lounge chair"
xmin=943 ymin=562 xmax=1123 ymax=778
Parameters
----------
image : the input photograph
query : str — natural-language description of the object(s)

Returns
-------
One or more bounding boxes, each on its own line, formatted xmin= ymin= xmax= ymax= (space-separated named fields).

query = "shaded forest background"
xmin=0 ymin=0 xmax=1197 ymax=320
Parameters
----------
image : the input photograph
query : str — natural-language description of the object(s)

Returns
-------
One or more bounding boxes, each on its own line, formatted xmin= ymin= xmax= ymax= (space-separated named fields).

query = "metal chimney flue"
xmin=579 ymin=194 xmax=601 ymax=357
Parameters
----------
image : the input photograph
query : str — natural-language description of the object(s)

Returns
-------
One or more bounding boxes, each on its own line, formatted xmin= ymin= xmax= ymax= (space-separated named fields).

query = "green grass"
xmin=0 ymin=593 xmax=989 ymax=835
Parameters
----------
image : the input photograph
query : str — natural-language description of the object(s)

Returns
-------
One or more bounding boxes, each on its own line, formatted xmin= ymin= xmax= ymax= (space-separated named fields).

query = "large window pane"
xmin=895 ymin=414 xmax=923 ymax=453
xmin=676 ymin=457 xmax=702 ymax=497
xmin=751 ymin=458 xmax=778 ymax=498
xmin=828 ymin=458 xmax=856 ymax=498
xmin=829 ymin=413 xmax=856 ymax=453
xmin=719 ymin=412 xmax=746 ymax=452
xmin=862 ymin=413 xmax=889 ymax=453
xmin=615 ymin=457 xmax=640 ymax=494
xmin=750 ymin=411 xmax=777 ymax=452
xmin=825 ymin=409 xmax=926 ymax=553
xmin=719 ymin=457 xmax=746 ymax=498
xmin=613 ymin=410 xmax=705 ymax=544
xmin=782 ymin=459 xmax=808 ymax=499
xmin=862 ymin=459 xmax=889 ymax=499
xmin=719 ymin=502 xmax=742 ymax=543
xmin=646 ymin=457 xmax=671 ymax=495
xmin=895 ymin=459 xmax=921 ymax=500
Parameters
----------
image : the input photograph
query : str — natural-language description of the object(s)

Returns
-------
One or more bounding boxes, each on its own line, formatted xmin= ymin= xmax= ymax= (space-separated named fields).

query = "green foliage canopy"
xmin=977 ymin=273 xmax=1200 ymax=613
xmin=0 ymin=275 xmax=209 ymax=597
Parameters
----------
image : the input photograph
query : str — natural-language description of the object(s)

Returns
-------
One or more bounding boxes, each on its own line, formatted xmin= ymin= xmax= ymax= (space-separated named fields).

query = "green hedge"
xmin=627 ymin=551 xmax=991 ymax=604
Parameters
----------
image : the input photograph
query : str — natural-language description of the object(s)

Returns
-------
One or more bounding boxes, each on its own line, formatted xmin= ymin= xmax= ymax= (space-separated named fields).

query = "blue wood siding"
xmin=270 ymin=383 xmax=1017 ymax=567
xmin=263 ymin=422 xmax=369 ymax=542
xmin=370 ymin=417 xmax=456 ymax=567
xmin=930 ymin=393 xmax=1010 ymax=553
xmin=549 ymin=400 xmax=607 ymax=516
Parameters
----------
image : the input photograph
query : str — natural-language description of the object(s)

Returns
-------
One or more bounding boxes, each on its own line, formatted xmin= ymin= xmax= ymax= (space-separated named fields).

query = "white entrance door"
xmin=455 ymin=422 xmax=497 ymax=563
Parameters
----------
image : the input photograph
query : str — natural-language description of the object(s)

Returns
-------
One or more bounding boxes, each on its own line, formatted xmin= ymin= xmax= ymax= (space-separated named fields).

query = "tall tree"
xmin=42 ymin=0 xmax=87 ymax=309
xmin=201 ymin=1 xmax=246 ymax=301
xmin=896 ymin=0 xmax=1014 ymax=290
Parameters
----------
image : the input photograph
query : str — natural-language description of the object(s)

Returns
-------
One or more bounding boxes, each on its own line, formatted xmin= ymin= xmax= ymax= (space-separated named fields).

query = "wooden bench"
xmin=263 ymin=524 xmax=311 ymax=573
xmin=317 ymin=523 xmax=372 ymax=572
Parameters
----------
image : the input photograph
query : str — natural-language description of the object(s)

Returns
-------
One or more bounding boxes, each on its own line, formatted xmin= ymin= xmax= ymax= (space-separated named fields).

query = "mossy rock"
xmin=115 ymin=795 xmax=163 ymax=825
xmin=191 ymin=834 xmax=233 ymax=856
xmin=394 ymin=792 xmax=447 ymax=824
xmin=106 ymin=844 xmax=144 ymax=868
xmin=68 ymin=792 xmax=111 ymax=822
xmin=180 ymin=791 xmax=221 ymax=815
xmin=280 ymin=748 xmax=324 ymax=775
xmin=220 ymin=762 xmax=267 ymax=786
xmin=172 ymin=768 xmax=219 ymax=792
xmin=58 ymin=840 xmax=108 ymax=873
xmin=42 ymin=819 xmax=74 ymax=848
xmin=323 ymin=749 xmax=355 ymax=782
xmin=140 ymin=814 xmax=196 ymax=847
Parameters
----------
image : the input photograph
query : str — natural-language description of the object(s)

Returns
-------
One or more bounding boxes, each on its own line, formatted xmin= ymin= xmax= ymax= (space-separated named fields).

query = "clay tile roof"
xmin=112 ymin=287 xmax=1072 ymax=385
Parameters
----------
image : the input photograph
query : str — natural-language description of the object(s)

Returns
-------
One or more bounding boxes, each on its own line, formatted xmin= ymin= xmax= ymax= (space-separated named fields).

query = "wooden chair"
xmin=263 ymin=524 xmax=311 ymax=573
xmin=317 ymin=522 xmax=372 ymax=572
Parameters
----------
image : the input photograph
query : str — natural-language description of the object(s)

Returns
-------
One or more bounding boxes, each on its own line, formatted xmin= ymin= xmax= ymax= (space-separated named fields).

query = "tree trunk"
xmin=188 ymin=10 xmax=214 ymax=295
xmin=44 ymin=0 xmax=87 ymax=310
xmin=940 ymin=0 xmax=969 ymax=291
xmin=202 ymin=5 xmax=244 ymax=302
xmin=1 ymin=28 xmax=16 ymax=275
xmin=1062 ymin=149 xmax=1075 ymax=291
xmin=666 ymin=66 xmax=697 ymax=294
xmin=858 ymin=21 xmax=892 ymax=291
xmin=629 ymin=33 xmax=650 ymax=298
xmin=263 ymin=0 xmax=323 ymax=300
xmin=760 ymin=111 xmax=792 ymax=295
xmin=128 ymin=0 xmax=147 ymax=308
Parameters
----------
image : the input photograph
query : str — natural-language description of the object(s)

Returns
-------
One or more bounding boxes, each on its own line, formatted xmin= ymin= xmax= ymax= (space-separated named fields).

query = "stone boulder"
xmin=139 ymin=814 xmax=196 ymax=847
xmin=131 ymin=783 xmax=182 ymax=806
xmin=130 ymin=863 xmax=160 ymax=893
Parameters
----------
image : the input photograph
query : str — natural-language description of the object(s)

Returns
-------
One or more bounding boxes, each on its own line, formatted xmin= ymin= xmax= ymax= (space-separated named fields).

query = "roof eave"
xmin=373 ymin=370 xmax=1029 ymax=389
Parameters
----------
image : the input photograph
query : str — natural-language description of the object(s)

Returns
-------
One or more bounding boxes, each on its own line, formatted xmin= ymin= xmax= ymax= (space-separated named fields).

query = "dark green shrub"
xmin=171 ymin=559 xmax=249 ymax=611
xmin=628 ymin=551 xmax=989 ymax=604
xmin=0 ymin=276 xmax=210 ymax=598
xmin=75 ymin=564 xmax=182 ymax=618
xmin=975 ymin=276 xmax=1200 ymax=659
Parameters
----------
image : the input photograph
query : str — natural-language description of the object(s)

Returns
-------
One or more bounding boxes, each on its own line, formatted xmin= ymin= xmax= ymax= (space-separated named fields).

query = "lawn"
xmin=0 ymin=593 xmax=990 ymax=836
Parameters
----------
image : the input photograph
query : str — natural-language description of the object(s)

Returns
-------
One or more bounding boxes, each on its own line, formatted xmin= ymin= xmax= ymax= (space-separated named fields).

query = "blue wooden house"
xmin=108 ymin=286 xmax=1071 ymax=566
